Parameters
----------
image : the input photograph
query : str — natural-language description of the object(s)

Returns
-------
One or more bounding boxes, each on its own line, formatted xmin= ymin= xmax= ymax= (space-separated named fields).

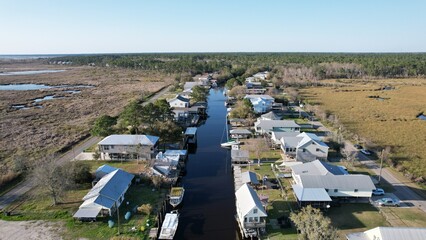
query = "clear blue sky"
xmin=1 ymin=0 xmax=425 ymax=54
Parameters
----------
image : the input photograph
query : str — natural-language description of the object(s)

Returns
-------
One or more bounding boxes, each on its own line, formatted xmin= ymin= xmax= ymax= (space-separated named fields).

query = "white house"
xmin=73 ymin=169 xmax=134 ymax=220
xmin=254 ymin=119 xmax=300 ymax=135
xmin=168 ymin=95 xmax=190 ymax=108
xmin=290 ymin=160 xmax=375 ymax=207
xmin=346 ymin=227 xmax=426 ymax=240
xmin=270 ymin=131 xmax=299 ymax=146
xmin=235 ymin=183 xmax=267 ymax=238
xmin=280 ymin=132 xmax=329 ymax=162
xmin=98 ymin=134 xmax=159 ymax=160
xmin=253 ymin=71 xmax=269 ymax=80
xmin=244 ymin=95 xmax=275 ymax=114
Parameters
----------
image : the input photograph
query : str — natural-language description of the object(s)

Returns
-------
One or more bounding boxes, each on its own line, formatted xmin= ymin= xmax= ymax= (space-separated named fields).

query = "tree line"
xmin=50 ymin=53 xmax=426 ymax=79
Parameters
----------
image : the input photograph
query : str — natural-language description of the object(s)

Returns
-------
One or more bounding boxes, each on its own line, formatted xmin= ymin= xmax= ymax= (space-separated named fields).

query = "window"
xmin=254 ymin=217 xmax=259 ymax=222
xmin=110 ymin=145 xmax=114 ymax=149
xmin=253 ymin=209 xmax=258 ymax=214
xmin=249 ymin=217 xmax=254 ymax=222
xmin=334 ymin=189 xmax=338 ymax=192
xmin=354 ymin=189 xmax=358 ymax=192
xmin=302 ymin=149 xmax=306 ymax=152
xmin=316 ymin=148 xmax=320 ymax=152
xmin=325 ymin=189 xmax=329 ymax=192
xmin=104 ymin=146 xmax=109 ymax=150
xmin=244 ymin=217 xmax=247 ymax=222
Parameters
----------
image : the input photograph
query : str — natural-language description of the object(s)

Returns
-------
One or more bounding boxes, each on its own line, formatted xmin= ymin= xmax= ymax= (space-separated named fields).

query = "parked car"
xmin=375 ymin=197 xmax=400 ymax=207
xmin=372 ymin=188 xmax=385 ymax=196
xmin=354 ymin=144 xmax=363 ymax=149
xmin=360 ymin=149 xmax=372 ymax=155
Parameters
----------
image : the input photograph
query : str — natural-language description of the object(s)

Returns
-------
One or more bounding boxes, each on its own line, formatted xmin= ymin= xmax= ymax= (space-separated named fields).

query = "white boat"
xmin=159 ymin=210 xmax=179 ymax=240
xmin=220 ymin=140 xmax=240 ymax=148
xmin=169 ymin=187 xmax=185 ymax=208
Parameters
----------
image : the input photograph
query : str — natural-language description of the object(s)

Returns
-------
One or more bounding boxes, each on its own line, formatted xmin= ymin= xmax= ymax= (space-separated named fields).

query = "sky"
xmin=0 ymin=0 xmax=425 ymax=54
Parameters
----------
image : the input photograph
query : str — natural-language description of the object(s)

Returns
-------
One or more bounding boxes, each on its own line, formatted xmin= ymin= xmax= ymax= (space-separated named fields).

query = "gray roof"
xmin=230 ymin=129 xmax=252 ymax=135
xmin=168 ymin=95 xmax=189 ymax=103
xmin=281 ymin=132 xmax=328 ymax=149
xmin=272 ymin=131 xmax=300 ymax=140
xmin=346 ymin=227 xmax=426 ymax=240
xmin=83 ymin=169 xmax=134 ymax=208
xmin=95 ymin=164 xmax=118 ymax=179
xmin=73 ymin=208 xmax=101 ymax=219
xmin=242 ymin=171 xmax=259 ymax=185
xmin=261 ymin=111 xmax=280 ymax=120
xmin=299 ymin=175 xmax=376 ymax=190
xmin=292 ymin=184 xmax=332 ymax=202
xmin=98 ymin=134 xmax=159 ymax=146
xmin=291 ymin=160 xmax=346 ymax=176
xmin=184 ymin=81 xmax=200 ymax=90
xmin=256 ymin=120 xmax=300 ymax=130
xmin=244 ymin=94 xmax=274 ymax=100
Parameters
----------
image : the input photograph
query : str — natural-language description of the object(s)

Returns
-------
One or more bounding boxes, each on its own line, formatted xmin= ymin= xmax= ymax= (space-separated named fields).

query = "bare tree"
xmin=246 ymin=137 xmax=269 ymax=166
xmin=32 ymin=155 xmax=70 ymax=205
xmin=290 ymin=205 xmax=338 ymax=240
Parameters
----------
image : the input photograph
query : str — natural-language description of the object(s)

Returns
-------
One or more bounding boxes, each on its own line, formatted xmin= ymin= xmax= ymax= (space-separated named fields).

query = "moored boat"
xmin=169 ymin=187 xmax=185 ymax=208
xmin=159 ymin=210 xmax=179 ymax=239
xmin=220 ymin=140 xmax=240 ymax=148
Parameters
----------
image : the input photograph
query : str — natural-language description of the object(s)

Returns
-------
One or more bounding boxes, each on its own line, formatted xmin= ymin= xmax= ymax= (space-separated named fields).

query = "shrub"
xmin=137 ymin=204 xmax=152 ymax=215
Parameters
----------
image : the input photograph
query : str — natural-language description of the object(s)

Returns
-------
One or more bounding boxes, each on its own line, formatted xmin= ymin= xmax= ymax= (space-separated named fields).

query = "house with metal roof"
xmin=346 ymin=227 xmax=426 ymax=240
xmin=260 ymin=111 xmax=280 ymax=121
xmin=98 ymin=134 xmax=159 ymax=160
xmin=231 ymin=149 xmax=250 ymax=164
xmin=280 ymin=132 xmax=329 ymax=162
xmin=241 ymin=171 xmax=260 ymax=185
xmin=270 ymin=131 xmax=299 ymax=146
xmin=290 ymin=160 xmax=375 ymax=207
xmin=73 ymin=169 xmax=134 ymax=220
xmin=168 ymin=95 xmax=190 ymax=108
xmin=235 ymin=183 xmax=267 ymax=238
xmin=230 ymin=129 xmax=252 ymax=139
xmin=244 ymin=95 xmax=275 ymax=114
xmin=254 ymin=120 xmax=300 ymax=134
xmin=95 ymin=164 xmax=118 ymax=179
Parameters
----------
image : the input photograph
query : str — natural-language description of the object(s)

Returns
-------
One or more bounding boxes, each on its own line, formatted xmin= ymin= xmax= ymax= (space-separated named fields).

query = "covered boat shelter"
xmin=292 ymin=184 xmax=332 ymax=208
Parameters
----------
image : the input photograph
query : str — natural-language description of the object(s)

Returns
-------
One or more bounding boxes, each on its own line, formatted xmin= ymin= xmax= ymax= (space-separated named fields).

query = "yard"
xmin=1 ymin=162 xmax=167 ymax=240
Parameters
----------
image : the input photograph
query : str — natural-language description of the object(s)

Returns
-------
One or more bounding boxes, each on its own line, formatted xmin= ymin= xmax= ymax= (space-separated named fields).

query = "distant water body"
xmin=0 ymin=70 xmax=66 ymax=76
xmin=0 ymin=54 xmax=65 ymax=59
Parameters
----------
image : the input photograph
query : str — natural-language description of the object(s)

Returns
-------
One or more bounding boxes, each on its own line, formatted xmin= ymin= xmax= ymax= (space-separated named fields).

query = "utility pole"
xmin=117 ymin=202 xmax=120 ymax=235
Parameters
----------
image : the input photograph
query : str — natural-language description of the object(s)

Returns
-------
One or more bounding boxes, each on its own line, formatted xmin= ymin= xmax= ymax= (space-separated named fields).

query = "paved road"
xmin=0 ymin=85 xmax=171 ymax=211
xmin=294 ymin=106 xmax=426 ymax=213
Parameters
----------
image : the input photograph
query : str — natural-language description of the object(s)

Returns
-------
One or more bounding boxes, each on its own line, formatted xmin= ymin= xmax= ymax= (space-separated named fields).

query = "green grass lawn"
xmin=1 ymin=177 xmax=167 ymax=240
xmin=380 ymin=207 xmax=426 ymax=227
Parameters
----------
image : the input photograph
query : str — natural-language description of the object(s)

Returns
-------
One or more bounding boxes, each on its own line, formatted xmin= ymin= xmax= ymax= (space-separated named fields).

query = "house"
xmin=270 ymin=131 xmax=299 ymax=146
xmin=230 ymin=129 xmax=252 ymax=139
xmin=253 ymin=71 xmax=269 ymax=80
xmin=231 ymin=149 xmax=250 ymax=164
xmin=235 ymin=183 xmax=267 ymax=238
xmin=254 ymin=119 xmax=300 ymax=135
xmin=183 ymin=81 xmax=200 ymax=91
xmin=168 ymin=95 xmax=190 ymax=108
xmin=164 ymin=149 xmax=188 ymax=161
xmin=241 ymin=171 xmax=260 ymax=185
xmin=95 ymin=164 xmax=118 ymax=179
xmin=73 ymin=169 xmax=134 ymax=220
xmin=290 ymin=160 xmax=347 ymax=178
xmin=346 ymin=227 xmax=426 ymax=240
xmin=260 ymin=111 xmax=280 ymax=121
xmin=244 ymin=95 xmax=275 ymax=114
xmin=280 ymin=132 xmax=329 ymax=162
xmin=98 ymin=134 xmax=159 ymax=160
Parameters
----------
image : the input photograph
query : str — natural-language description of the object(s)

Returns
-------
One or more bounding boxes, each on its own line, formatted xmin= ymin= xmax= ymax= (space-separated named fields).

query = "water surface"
xmin=176 ymin=88 xmax=239 ymax=240
xmin=0 ymin=70 xmax=65 ymax=76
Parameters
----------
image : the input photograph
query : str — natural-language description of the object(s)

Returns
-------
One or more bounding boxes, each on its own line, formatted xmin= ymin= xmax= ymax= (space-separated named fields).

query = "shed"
xmin=242 ymin=171 xmax=260 ymax=185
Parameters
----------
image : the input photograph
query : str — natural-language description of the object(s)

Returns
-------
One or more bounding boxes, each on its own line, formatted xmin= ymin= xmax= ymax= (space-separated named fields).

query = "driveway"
xmin=0 ymin=85 xmax=172 ymax=211
xmin=294 ymin=106 xmax=426 ymax=213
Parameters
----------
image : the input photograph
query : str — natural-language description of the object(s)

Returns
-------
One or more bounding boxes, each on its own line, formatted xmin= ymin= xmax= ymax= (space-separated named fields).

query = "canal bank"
xmin=175 ymin=88 xmax=240 ymax=240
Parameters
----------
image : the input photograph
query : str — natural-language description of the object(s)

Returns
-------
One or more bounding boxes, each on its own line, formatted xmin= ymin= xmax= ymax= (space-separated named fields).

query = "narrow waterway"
xmin=175 ymin=88 xmax=240 ymax=239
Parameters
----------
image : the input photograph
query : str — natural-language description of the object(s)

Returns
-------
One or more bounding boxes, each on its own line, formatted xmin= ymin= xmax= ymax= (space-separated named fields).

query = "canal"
xmin=175 ymin=88 xmax=240 ymax=239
